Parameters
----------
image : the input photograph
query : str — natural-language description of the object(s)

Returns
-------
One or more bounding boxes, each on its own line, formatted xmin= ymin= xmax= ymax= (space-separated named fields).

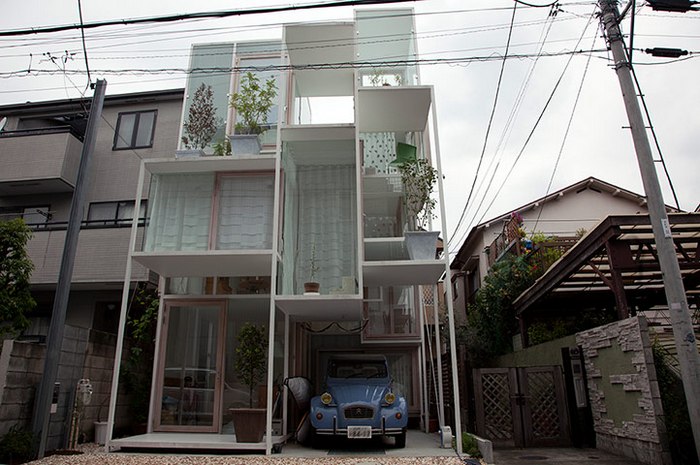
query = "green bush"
xmin=462 ymin=432 xmax=481 ymax=458
xmin=0 ymin=425 xmax=35 ymax=464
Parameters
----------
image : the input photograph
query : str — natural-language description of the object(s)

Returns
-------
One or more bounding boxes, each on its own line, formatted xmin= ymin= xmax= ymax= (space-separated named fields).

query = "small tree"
xmin=234 ymin=323 xmax=267 ymax=408
xmin=0 ymin=219 xmax=35 ymax=337
xmin=182 ymin=83 xmax=219 ymax=150
xmin=230 ymin=72 xmax=277 ymax=135
xmin=399 ymin=158 xmax=438 ymax=230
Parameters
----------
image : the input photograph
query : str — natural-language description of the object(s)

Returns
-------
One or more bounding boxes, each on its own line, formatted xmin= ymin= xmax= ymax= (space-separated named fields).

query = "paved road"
xmin=493 ymin=447 xmax=647 ymax=465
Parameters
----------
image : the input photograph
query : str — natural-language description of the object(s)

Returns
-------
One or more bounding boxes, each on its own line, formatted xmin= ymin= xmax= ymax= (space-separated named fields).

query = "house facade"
xmin=106 ymin=9 xmax=461 ymax=454
xmin=0 ymin=89 xmax=183 ymax=449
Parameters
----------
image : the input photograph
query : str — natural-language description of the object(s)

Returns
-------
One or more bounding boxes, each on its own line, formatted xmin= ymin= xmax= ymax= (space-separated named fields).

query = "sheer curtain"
xmin=216 ymin=174 xmax=274 ymax=250
xmin=295 ymin=165 xmax=356 ymax=293
xmin=145 ymin=173 xmax=214 ymax=252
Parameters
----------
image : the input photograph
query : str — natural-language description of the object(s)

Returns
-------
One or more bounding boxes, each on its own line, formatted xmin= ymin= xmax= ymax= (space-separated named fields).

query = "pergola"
xmin=514 ymin=213 xmax=700 ymax=347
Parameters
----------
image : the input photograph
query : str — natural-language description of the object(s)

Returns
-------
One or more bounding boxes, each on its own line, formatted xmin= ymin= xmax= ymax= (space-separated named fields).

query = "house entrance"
xmin=153 ymin=301 xmax=226 ymax=432
xmin=473 ymin=367 xmax=570 ymax=447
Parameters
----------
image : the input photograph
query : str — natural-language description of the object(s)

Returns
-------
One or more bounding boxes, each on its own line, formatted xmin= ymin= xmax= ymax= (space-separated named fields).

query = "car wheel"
xmin=394 ymin=431 xmax=406 ymax=448
xmin=309 ymin=428 xmax=321 ymax=449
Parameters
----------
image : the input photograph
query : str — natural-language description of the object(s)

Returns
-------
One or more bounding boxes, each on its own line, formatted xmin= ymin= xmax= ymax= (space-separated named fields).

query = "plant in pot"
xmin=399 ymin=157 xmax=440 ymax=260
xmin=0 ymin=425 xmax=35 ymax=465
xmin=303 ymin=243 xmax=320 ymax=295
xmin=230 ymin=323 xmax=268 ymax=443
xmin=121 ymin=284 xmax=159 ymax=435
xmin=179 ymin=83 xmax=221 ymax=157
xmin=229 ymin=72 xmax=277 ymax=156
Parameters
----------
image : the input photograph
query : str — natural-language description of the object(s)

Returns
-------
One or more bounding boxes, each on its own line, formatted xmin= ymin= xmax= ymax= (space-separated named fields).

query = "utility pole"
xmin=31 ymin=79 xmax=107 ymax=458
xmin=598 ymin=1 xmax=700 ymax=460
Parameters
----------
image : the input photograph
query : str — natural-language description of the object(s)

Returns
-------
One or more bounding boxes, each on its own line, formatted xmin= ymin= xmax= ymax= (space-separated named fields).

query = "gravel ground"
xmin=26 ymin=444 xmax=469 ymax=465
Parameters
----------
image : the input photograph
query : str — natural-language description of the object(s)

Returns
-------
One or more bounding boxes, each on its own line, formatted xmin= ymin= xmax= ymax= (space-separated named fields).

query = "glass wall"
xmin=182 ymin=43 xmax=234 ymax=151
xmin=363 ymin=285 xmax=419 ymax=338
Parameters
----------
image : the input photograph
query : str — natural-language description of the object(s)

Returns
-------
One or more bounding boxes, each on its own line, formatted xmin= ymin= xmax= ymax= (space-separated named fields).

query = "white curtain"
xmin=216 ymin=174 xmax=274 ymax=250
xmin=295 ymin=165 xmax=356 ymax=294
xmin=145 ymin=173 xmax=214 ymax=252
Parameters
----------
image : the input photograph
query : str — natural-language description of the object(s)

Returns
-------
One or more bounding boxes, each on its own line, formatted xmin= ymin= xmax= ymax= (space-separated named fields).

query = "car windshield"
xmin=327 ymin=359 xmax=388 ymax=379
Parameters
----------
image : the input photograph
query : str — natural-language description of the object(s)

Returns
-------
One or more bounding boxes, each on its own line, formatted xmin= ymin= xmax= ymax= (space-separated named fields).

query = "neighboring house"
xmin=449 ymin=177 xmax=680 ymax=326
xmin=106 ymin=9 xmax=460 ymax=454
xmin=0 ymin=89 xmax=183 ymax=449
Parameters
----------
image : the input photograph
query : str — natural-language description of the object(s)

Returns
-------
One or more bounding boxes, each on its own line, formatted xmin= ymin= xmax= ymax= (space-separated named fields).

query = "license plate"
xmin=347 ymin=426 xmax=372 ymax=439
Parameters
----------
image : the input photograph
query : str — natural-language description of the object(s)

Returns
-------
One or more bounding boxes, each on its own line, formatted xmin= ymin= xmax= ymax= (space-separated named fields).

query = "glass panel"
xmin=364 ymin=286 xmax=417 ymax=338
xmin=356 ymin=9 xmax=418 ymax=87
xmin=386 ymin=351 xmax=414 ymax=407
xmin=115 ymin=113 xmax=135 ymax=148
xmin=216 ymin=174 xmax=274 ymax=250
xmin=159 ymin=304 xmax=220 ymax=428
xmin=183 ymin=43 xmax=234 ymax=151
xmin=144 ymin=173 xmax=214 ymax=251
xmin=235 ymin=53 xmax=280 ymax=146
xmin=22 ymin=206 xmax=49 ymax=225
xmin=88 ymin=203 xmax=117 ymax=224
xmin=135 ymin=111 xmax=155 ymax=147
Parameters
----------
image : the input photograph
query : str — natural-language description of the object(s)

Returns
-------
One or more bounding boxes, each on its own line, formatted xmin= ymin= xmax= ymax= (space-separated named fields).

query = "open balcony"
xmin=0 ymin=127 xmax=82 ymax=195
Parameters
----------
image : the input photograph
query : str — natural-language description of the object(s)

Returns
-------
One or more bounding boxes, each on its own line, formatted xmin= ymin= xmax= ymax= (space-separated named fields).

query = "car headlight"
xmin=384 ymin=392 xmax=396 ymax=405
xmin=321 ymin=392 xmax=333 ymax=405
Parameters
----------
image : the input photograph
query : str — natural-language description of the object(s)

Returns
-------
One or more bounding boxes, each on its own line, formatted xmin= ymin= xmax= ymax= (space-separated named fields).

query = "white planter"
xmin=404 ymin=231 xmax=440 ymax=260
xmin=229 ymin=134 xmax=261 ymax=156
xmin=175 ymin=149 xmax=205 ymax=158
xmin=94 ymin=421 xmax=108 ymax=445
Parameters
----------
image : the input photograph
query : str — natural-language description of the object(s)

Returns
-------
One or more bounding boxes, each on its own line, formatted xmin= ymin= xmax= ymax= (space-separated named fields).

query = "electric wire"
xmin=449 ymin=4 xmax=561 ymax=249
xmin=464 ymin=6 xmax=599 ymax=238
xmin=532 ymin=13 xmax=597 ymax=232
xmin=449 ymin=3 xmax=519 ymax=249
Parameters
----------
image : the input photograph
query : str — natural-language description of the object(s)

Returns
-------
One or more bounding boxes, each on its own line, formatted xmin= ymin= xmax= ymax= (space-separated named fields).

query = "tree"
xmin=234 ymin=323 xmax=267 ymax=408
xmin=181 ymin=83 xmax=219 ymax=150
xmin=0 ymin=219 xmax=35 ymax=337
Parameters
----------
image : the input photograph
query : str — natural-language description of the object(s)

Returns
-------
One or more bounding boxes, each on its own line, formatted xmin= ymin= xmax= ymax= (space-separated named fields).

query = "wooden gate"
xmin=473 ymin=366 xmax=570 ymax=447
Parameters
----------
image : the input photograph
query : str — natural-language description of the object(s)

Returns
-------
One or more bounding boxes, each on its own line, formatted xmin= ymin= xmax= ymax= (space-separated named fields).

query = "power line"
xmin=0 ymin=0 xmax=429 ymax=38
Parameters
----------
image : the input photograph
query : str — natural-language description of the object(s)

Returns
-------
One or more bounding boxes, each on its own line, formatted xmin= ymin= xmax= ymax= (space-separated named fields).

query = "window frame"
xmin=112 ymin=110 xmax=157 ymax=150
xmin=87 ymin=200 xmax=148 ymax=226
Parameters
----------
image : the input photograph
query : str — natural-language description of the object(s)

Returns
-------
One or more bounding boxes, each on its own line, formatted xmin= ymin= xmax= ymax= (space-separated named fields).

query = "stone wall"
xmin=0 ymin=327 xmax=126 ymax=451
xmin=576 ymin=316 xmax=671 ymax=465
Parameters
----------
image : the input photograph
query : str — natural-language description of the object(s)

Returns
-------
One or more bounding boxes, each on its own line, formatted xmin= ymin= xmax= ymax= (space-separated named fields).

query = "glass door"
xmin=154 ymin=301 xmax=226 ymax=432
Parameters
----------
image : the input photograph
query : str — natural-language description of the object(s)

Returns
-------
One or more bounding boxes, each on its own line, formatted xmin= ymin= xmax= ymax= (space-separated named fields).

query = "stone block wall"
xmin=576 ymin=316 xmax=671 ymax=465
xmin=0 ymin=327 xmax=127 ymax=450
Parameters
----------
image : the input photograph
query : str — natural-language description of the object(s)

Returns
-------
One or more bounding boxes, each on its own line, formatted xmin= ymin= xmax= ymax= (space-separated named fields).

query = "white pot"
xmin=175 ymin=149 xmax=205 ymax=158
xmin=404 ymin=230 xmax=440 ymax=260
xmin=94 ymin=421 xmax=108 ymax=445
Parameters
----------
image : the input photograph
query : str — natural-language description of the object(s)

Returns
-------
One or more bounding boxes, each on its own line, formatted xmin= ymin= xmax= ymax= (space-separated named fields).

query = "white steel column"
xmin=146 ymin=276 xmax=166 ymax=432
xmin=105 ymin=160 xmax=146 ymax=452
xmin=433 ymin=284 xmax=445 ymax=426
xmin=282 ymin=313 xmax=290 ymax=436
xmin=430 ymin=87 xmax=463 ymax=453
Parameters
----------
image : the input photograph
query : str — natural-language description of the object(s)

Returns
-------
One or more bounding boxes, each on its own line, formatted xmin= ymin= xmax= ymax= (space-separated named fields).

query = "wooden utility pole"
xmin=598 ymin=1 xmax=700 ymax=460
xmin=31 ymin=79 xmax=107 ymax=458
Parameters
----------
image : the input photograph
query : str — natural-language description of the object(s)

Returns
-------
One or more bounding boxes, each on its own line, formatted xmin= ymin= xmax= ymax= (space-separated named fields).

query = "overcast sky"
xmin=1 ymin=0 xmax=698 ymax=255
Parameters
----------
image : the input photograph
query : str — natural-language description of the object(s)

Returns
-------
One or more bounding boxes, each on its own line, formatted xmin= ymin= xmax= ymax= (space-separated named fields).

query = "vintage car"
xmin=309 ymin=354 xmax=408 ymax=447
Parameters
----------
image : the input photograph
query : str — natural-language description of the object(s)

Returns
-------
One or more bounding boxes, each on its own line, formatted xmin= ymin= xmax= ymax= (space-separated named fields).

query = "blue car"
xmin=309 ymin=354 xmax=408 ymax=448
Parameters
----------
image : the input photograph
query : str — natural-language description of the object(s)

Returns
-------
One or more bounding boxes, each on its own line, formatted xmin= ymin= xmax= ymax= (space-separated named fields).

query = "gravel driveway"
xmin=26 ymin=444 xmax=468 ymax=465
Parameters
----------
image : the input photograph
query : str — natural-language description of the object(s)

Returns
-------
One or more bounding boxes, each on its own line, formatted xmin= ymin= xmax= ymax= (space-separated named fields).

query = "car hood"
xmin=328 ymin=384 xmax=388 ymax=404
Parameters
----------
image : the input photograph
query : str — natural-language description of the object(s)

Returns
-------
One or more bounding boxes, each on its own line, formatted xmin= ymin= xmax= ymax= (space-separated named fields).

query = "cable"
xmin=450 ymin=3 xmax=519 ymax=249
xmin=0 ymin=0 xmax=429 ymax=38
xmin=515 ymin=0 xmax=560 ymax=6
xmin=533 ymin=14 xmax=597 ymax=232
xmin=77 ymin=0 xmax=91 ymax=89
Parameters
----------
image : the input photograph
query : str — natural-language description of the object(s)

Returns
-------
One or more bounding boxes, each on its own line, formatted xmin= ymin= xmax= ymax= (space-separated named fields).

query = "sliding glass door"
xmin=154 ymin=301 xmax=226 ymax=432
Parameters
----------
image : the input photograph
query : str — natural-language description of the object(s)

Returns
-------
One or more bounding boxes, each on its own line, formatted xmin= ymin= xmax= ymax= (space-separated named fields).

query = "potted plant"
xmin=178 ymin=83 xmax=220 ymax=157
xmin=399 ymin=157 xmax=440 ymax=260
xmin=0 ymin=425 xmax=35 ymax=465
xmin=230 ymin=323 xmax=268 ymax=443
xmin=303 ymin=243 xmax=320 ymax=294
xmin=229 ymin=72 xmax=277 ymax=156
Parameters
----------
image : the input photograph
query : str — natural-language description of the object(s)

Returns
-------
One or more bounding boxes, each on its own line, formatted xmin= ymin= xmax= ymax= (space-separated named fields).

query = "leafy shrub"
xmin=0 ymin=425 xmax=35 ymax=464
xmin=462 ymin=432 xmax=481 ymax=458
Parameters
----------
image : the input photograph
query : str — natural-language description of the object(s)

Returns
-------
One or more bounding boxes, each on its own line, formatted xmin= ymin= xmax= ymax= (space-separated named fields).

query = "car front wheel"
xmin=394 ymin=431 xmax=406 ymax=448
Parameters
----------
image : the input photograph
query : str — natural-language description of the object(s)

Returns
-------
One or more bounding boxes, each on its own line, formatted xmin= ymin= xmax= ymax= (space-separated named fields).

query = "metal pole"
xmin=31 ymin=79 xmax=107 ymax=458
xmin=598 ymin=2 xmax=700 ymax=460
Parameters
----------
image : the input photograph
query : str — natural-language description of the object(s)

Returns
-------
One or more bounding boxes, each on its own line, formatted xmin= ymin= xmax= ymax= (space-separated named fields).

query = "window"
xmin=87 ymin=200 xmax=147 ymax=226
xmin=113 ymin=110 xmax=157 ymax=150
xmin=0 ymin=206 xmax=51 ymax=227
